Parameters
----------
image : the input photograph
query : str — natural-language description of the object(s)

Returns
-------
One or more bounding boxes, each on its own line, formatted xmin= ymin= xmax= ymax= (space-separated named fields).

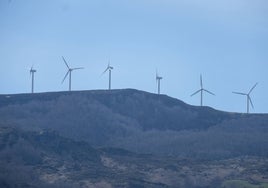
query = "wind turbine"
xmin=102 ymin=62 xmax=113 ymax=90
xmin=61 ymin=56 xmax=84 ymax=91
xmin=156 ymin=70 xmax=163 ymax=95
xmin=191 ymin=74 xmax=215 ymax=106
xmin=29 ymin=66 xmax=36 ymax=93
xmin=232 ymin=82 xmax=258 ymax=114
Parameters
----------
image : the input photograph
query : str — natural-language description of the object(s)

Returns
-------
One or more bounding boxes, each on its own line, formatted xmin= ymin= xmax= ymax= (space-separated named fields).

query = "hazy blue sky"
xmin=0 ymin=0 xmax=268 ymax=113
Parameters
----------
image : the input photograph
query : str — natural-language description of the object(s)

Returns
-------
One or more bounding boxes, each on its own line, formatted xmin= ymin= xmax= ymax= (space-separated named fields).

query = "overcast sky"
xmin=0 ymin=0 xmax=268 ymax=113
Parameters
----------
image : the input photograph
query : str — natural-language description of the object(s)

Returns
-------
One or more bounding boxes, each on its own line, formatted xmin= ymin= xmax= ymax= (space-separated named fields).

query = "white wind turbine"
xmin=29 ymin=65 xmax=37 ymax=93
xmin=191 ymin=74 xmax=215 ymax=106
xmin=102 ymin=62 xmax=113 ymax=90
xmin=232 ymin=82 xmax=258 ymax=114
xmin=61 ymin=56 xmax=84 ymax=91
xmin=156 ymin=70 xmax=163 ymax=95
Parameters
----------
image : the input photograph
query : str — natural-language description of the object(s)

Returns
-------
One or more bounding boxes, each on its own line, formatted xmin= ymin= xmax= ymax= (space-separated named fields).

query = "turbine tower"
xmin=191 ymin=74 xmax=215 ymax=106
xmin=156 ymin=71 xmax=163 ymax=95
xmin=102 ymin=62 xmax=113 ymax=90
xmin=61 ymin=56 xmax=84 ymax=91
xmin=232 ymin=82 xmax=258 ymax=114
xmin=30 ymin=66 xmax=36 ymax=93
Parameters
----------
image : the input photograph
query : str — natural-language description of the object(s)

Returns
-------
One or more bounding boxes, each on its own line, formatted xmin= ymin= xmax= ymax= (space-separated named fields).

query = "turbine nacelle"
xmin=102 ymin=62 xmax=114 ymax=90
xmin=155 ymin=70 xmax=163 ymax=95
xmin=69 ymin=67 xmax=84 ymax=71
xmin=156 ymin=76 xmax=162 ymax=80
xmin=232 ymin=82 xmax=258 ymax=113
xmin=191 ymin=74 xmax=215 ymax=106
xmin=156 ymin=70 xmax=163 ymax=80
xmin=30 ymin=69 xmax=37 ymax=73
xmin=61 ymin=56 xmax=84 ymax=91
xmin=29 ymin=66 xmax=37 ymax=75
xmin=102 ymin=64 xmax=113 ymax=75
xmin=29 ymin=65 xmax=37 ymax=93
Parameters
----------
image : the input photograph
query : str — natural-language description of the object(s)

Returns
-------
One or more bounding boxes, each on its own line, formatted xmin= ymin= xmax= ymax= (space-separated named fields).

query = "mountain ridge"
xmin=1 ymin=88 xmax=265 ymax=115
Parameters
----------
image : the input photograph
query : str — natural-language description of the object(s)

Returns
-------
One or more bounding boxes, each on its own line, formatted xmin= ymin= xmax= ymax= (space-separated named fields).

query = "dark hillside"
xmin=0 ymin=89 xmax=268 ymax=159
xmin=1 ymin=127 xmax=268 ymax=188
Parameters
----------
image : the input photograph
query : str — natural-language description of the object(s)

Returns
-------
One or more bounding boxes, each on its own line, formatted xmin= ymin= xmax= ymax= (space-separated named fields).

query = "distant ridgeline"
xmin=0 ymin=89 xmax=268 ymax=159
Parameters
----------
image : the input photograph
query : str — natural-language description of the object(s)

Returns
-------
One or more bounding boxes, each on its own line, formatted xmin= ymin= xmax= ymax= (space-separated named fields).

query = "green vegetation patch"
xmin=221 ymin=180 xmax=268 ymax=188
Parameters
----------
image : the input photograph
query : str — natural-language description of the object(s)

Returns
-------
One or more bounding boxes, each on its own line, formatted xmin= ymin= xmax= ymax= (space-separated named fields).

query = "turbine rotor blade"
xmin=72 ymin=67 xmax=84 ymax=70
xmin=200 ymin=75 xmax=203 ymax=88
xmin=232 ymin=92 xmax=247 ymax=95
xmin=107 ymin=59 xmax=114 ymax=69
xmin=62 ymin=56 xmax=70 ymax=69
xmin=61 ymin=71 xmax=70 ymax=84
xmin=204 ymin=89 xmax=215 ymax=96
xmin=30 ymin=64 xmax=35 ymax=70
xmin=102 ymin=66 xmax=109 ymax=75
xmin=191 ymin=89 xmax=202 ymax=97
xmin=249 ymin=82 xmax=258 ymax=94
xmin=156 ymin=69 xmax=162 ymax=80
xmin=249 ymin=96 xmax=254 ymax=109
xmin=29 ymin=65 xmax=33 ymax=74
